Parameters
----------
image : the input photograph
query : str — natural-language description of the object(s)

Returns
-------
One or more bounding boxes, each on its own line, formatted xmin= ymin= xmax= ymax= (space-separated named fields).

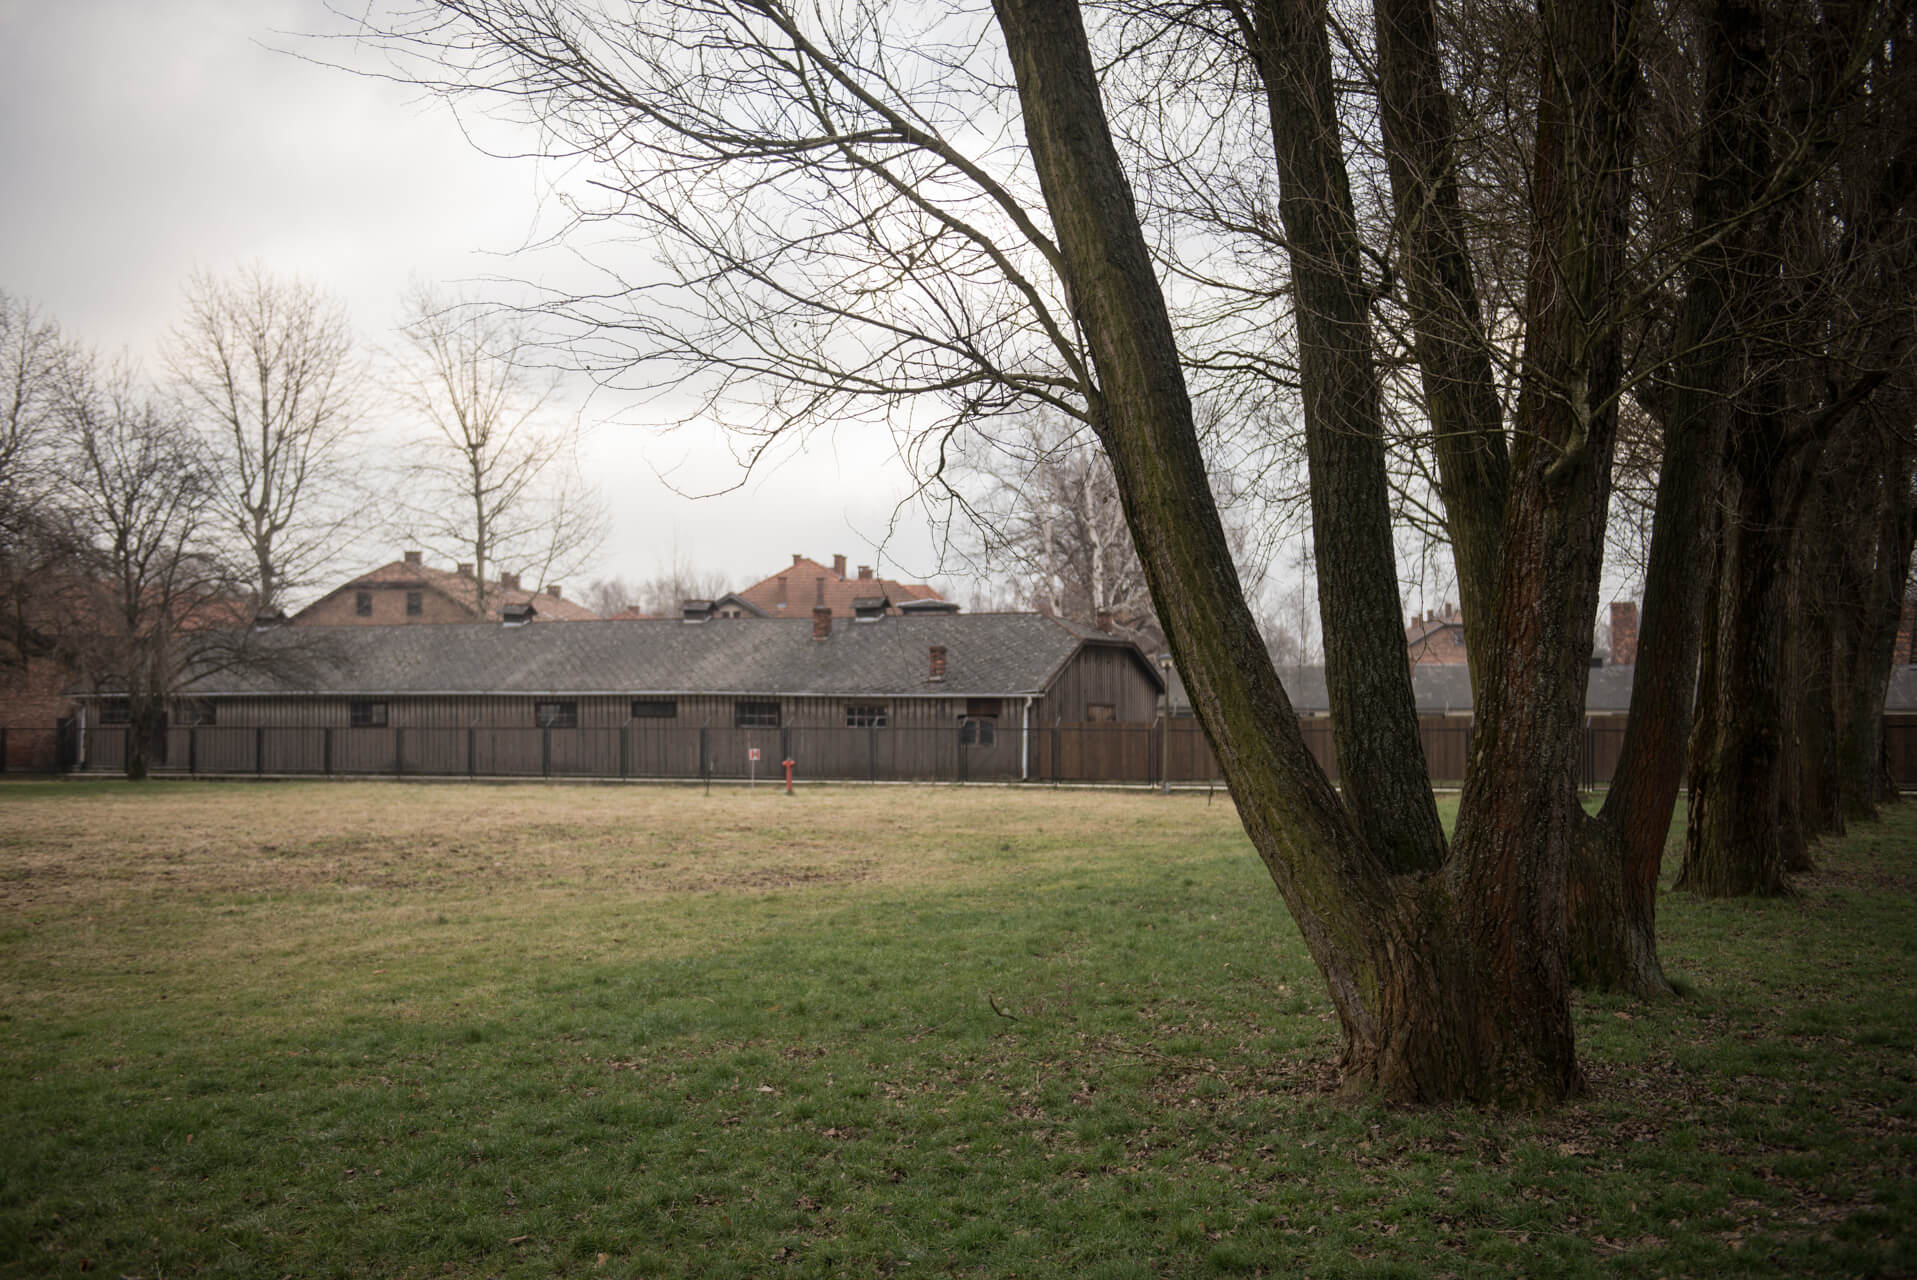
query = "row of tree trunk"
xmin=994 ymin=0 xmax=1915 ymax=1103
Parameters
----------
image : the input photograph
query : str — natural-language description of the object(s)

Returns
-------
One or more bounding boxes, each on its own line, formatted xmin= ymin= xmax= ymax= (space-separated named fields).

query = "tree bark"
xmin=1678 ymin=388 xmax=1801 ymax=896
xmin=1373 ymin=0 xmax=1511 ymax=701
xmin=1839 ymin=430 xmax=1917 ymax=817
xmin=1565 ymin=0 xmax=1769 ymax=993
xmin=1242 ymin=0 xmax=1447 ymax=876
xmin=992 ymin=0 xmax=1644 ymax=1103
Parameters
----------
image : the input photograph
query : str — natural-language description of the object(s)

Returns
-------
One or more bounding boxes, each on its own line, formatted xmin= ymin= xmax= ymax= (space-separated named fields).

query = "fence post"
xmin=323 ymin=727 xmax=333 ymax=776
xmin=0 ymin=727 xmax=7 ymax=774
xmin=542 ymin=727 xmax=551 ymax=777
xmin=468 ymin=726 xmax=477 ymax=778
xmin=395 ymin=727 xmax=404 ymax=778
xmin=619 ymin=725 xmax=629 ymax=780
xmin=188 ymin=726 xmax=197 ymax=775
xmin=869 ymin=725 xmax=878 ymax=782
xmin=255 ymin=726 xmax=265 ymax=776
xmin=700 ymin=725 xmax=710 ymax=793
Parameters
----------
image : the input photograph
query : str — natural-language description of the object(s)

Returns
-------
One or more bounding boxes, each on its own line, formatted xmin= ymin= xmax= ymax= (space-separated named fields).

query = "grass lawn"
xmin=0 ymin=780 xmax=1912 ymax=1278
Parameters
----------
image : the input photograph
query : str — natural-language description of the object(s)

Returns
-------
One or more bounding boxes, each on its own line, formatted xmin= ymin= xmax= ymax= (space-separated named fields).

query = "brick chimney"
xmin=1609 ymin=601 xmax=1640 ymax=666
xmin=1095 ymin=610 xmax=1115 ymax=633
xmin=547 ymin=583 xmax=562 ymax=599
xmin=833 ymin=554 xmax=847 ymax=578
xmin=858 ymin=565 xmax=873 ymax=580
xmin=813 ymin=606 xmax=832 ymax=640
xmin=929 ymin=645 xmax=946 ymax=682
xmin=500 ymin=571 xmax=521 ymax=592
xmin=403 ymin=549 xmax=422 ymax=566
xmin=457 ymin=562 xmax=473 ymax=578
xmin=792 ymin=553 xmax=804 ymax=566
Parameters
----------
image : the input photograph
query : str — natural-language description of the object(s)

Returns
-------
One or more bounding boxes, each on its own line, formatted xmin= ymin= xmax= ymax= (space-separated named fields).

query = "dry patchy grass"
xmin=0 ymin=779 xmax=1235 ymax=910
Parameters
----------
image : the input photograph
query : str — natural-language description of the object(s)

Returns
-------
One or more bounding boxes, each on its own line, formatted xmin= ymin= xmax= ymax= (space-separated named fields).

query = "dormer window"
xmin=502 ymin=602 xmax=536 ymax=626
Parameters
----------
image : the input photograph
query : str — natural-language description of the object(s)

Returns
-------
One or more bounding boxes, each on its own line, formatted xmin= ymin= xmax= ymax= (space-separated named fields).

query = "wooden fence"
xmin=10 ymin=716 xmax=1661 ymax=788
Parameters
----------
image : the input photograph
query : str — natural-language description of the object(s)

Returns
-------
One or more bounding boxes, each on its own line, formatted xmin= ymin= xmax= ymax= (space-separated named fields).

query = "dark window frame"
xmin=630 ymin=699 xmax=677 ymax=719
xmin=1086 ymin=703 xmax=1117 ymax=723
xmin=845 ymin=703 xmax=887 ymax=728
xmin=959 ymin=716 xmax=996 ymax=747
xmin=99 ymin=698 xmax=131 ymax=725
xmin=354 ymin=590 xmax=373 ymax=617
xmin=186 ymin=699 xmax=217 ymax=726
xmin=735 ymin=700 xmax=780 ymax=728
xmin=405 ymin=590 xmax=423 ymax=616
xmin=349 ymin=700 xmax=389 ymax=728
xmin=535 ymin=700 xmax=579 ymax=729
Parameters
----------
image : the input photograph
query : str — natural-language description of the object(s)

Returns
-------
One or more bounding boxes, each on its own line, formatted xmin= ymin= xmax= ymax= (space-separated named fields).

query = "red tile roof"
xmin=298 ymin=557 xmax=601 ymax=623
xmin=736 ymin=556 xmax=941 ymax=620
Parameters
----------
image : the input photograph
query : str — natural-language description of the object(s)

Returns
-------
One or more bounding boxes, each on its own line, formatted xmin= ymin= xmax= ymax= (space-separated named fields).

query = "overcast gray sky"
xmin=0 ymin=0 xmax=952 ymax=599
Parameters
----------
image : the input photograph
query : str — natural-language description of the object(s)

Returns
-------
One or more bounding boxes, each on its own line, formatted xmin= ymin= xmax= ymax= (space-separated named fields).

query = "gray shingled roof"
xmin=1166 ymin=660 xmax=1638 ymax=715
xmin=179 ymin=614 xmax=1164 ymax=699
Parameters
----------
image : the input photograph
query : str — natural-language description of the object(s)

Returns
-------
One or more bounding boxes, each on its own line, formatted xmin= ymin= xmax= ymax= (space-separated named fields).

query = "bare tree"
xmin=366 ymin=0 xmax=1641 ymax=1104
xmin=393 ymin=287 xmax=608 ymax=615
xmin=164 ymin=264 xmax=365 ymax=613
xmin=585 ymin=552 xmax=729 ymax=617
xmin=958 ymin=411 xmax=1159 ymax=636
xmin=51 ymin=354 xmax=243 ymax=779
xmin=0 ymin=292 xmax=77 ymax=671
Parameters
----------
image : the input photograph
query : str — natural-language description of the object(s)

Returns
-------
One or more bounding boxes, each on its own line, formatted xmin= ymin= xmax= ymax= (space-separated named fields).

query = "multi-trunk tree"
xmin=369 ymin=0 xmax=1650 ymax=1102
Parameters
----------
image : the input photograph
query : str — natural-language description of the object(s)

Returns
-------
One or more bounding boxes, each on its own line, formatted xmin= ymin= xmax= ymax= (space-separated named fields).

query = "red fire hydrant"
xmin=782 ymin=758 xmax=795 ymax=795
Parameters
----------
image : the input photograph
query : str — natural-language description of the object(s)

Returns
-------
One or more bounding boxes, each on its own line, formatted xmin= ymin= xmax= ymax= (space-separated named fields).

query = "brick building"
xmin=293 ymin=552 xmax=599 ymax=626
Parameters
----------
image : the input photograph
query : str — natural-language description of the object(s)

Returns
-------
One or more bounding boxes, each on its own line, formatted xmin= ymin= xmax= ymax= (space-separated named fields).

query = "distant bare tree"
xmin=960 ymin=411 xmax=1157 ymax=636
xmin=0 ymin=292 xmax=77 ymax=670
xmin=165 ymin=265 xmax=365 ymax=613
xmin=52 ymin=354 xmax=244 ymax=779
xmin=584 ymin=555 xmax=729 ymax=617
xmin=393 ymin=287 xmax=607 ymax=615
xmin=581 ymin=575 xmax=639 ymax=617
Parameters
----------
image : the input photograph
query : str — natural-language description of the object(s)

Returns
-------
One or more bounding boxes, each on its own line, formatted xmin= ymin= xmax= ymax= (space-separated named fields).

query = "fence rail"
xmin=0 ymin=718 xmax=1685 ymax=789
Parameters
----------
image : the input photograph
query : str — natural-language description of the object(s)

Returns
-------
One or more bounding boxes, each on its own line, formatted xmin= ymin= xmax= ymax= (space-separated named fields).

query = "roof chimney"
xmin=403 ymin=549 xmax=422 ymax=566
xmin=792 ymin=553 xmax=804 ymax=566
xmin=832 ymin=554 xmax=847 ymax=578
xmin=858 ymin=565 xmax=873 ymax=580
xmin=813 ymin=606 xmax=832 ymax=640
xmin=1609 ymin=601 xmax=1640 ymax=666
xmin=928 ymin=645 xmax=946 ymax=682
xmin=1095 ymin=610 xmax=1115 ymax=633
xmin=547 ymin=583 xmax=562 ymax=599
xmin=500 ymin=571 xmax=521 ymax=592
xmin=457 ymin=562 xmax=473 ymax=578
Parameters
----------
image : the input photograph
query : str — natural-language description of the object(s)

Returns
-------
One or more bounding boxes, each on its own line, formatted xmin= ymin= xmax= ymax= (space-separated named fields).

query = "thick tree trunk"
xmin=1840 ymin=434 xmax=1917 ymax=817
xmin=1372 ymin=0 xmax=1510 ymax=700
xmin=1678 ymin=417 xmax=1798 ymax=896
xmin=1244 ymin=0 xmax=1447 ymax=875
xmin=992 ymin=0 xmax=1634 ymax=1104
xmin=1565 ymin=0 xmax=1767 ymax=994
